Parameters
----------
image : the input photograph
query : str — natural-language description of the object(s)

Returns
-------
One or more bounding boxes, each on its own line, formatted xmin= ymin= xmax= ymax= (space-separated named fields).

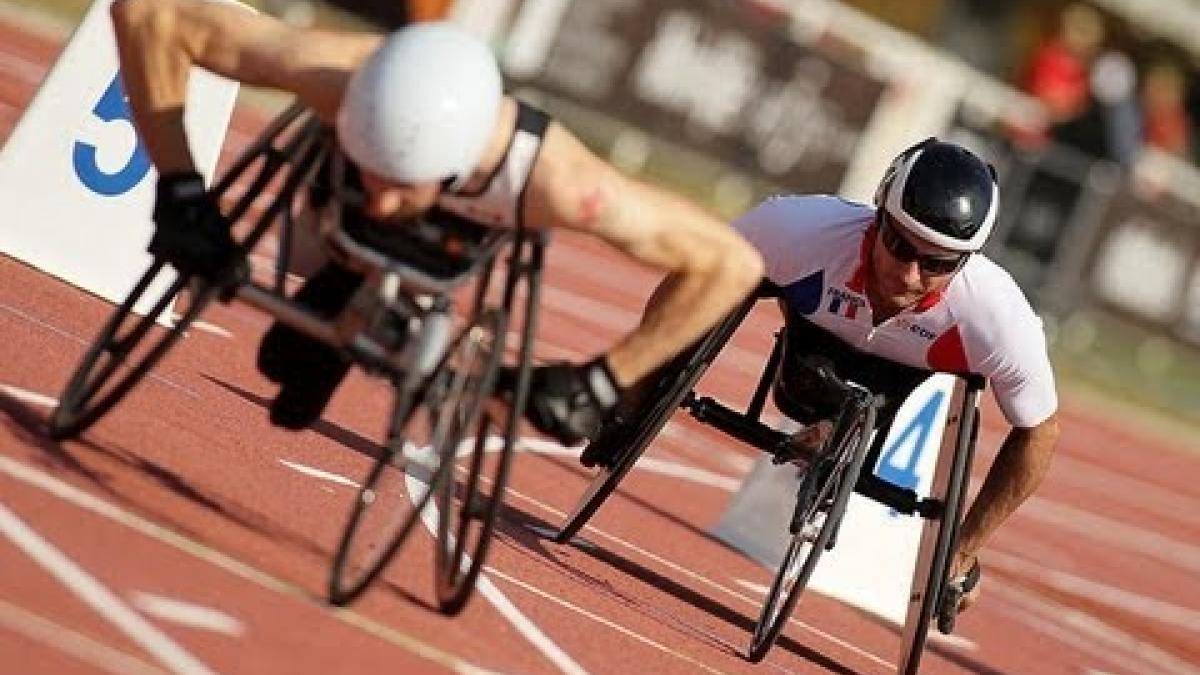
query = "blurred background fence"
xmin=4 ymin=0 xmax=1198 ymax=427
xmin=450 ymin=0 xmax=1200 ymax=424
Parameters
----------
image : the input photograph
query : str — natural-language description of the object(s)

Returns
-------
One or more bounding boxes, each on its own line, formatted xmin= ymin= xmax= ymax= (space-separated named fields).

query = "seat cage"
xmin=679 ymin=281 xmax=986 ymax=519
xmin=209 ymin=102 xmax=547 ymax=378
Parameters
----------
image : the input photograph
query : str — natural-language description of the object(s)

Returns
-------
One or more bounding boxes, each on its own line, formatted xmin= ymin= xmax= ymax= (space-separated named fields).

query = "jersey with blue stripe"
xmin=735 ymin=194 xmax=1057 ymax=428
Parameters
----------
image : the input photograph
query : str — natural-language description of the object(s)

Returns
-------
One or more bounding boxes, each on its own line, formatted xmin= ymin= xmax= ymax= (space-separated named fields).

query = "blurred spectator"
xmin=1055 ymin=49 xmax=1141 ymax=165
xmin=1020 ymin=3 xmax=1105 ymax=126
xmin=1141 ymin=60 xmax=1192 ymax=156
xmin=1090 ymin=51 xmax=1141 ymax=165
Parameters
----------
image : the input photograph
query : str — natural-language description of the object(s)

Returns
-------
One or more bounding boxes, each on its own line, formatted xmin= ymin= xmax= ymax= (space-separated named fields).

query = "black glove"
xmin=521 ymin=357 xmax=622 ymax=446
xmin=148 ymin=171 xmax=239 ymax=280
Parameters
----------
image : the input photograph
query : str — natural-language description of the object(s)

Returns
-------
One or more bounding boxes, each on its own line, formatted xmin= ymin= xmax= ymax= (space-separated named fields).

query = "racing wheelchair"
xmin=47 ymin=103 xmax=545 ymax=615
xmin=556 ymin=282 xmax=983 ymax=671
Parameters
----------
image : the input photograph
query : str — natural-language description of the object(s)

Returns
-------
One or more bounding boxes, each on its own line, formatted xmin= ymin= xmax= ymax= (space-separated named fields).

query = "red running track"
xmin=1 ymin=13 xmax=1199 ymax=675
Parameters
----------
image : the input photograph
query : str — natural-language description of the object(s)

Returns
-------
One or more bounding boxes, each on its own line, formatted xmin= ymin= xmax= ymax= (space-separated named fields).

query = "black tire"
xmin=555 ymin=299 xmax=752 ymax=545
xmin=746 ymin=401 xmax=877 ymax=663
xmin=898 ymin=397 xmax=980 ymax=674
xmin=327 ymin=316 xmax=494 ymax=606
xmin=50 ymin=104 xmax=327 ymax=442
xmin=49 ymin=264 xmax=216 ymax=441
xmin=434 ymin=235 xmax=543 ymax=615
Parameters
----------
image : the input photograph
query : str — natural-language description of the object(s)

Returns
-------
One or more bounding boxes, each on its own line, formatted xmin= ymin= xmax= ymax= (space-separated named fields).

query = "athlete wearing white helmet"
xmin=335 ymin=23 xmax=503 ymax=190
xmin=109 ymin=0 xmax=764 ymax=444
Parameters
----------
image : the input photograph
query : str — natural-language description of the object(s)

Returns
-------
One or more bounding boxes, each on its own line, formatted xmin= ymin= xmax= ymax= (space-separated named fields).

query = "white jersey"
xmin=437 ymin=101 xmax=550 ymax=229
xmin=735 ymin=194 xmax=1057 ymax=428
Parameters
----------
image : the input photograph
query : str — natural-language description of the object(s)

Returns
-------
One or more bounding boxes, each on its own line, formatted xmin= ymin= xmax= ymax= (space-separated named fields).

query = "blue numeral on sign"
xmin=73 ymin=73 xmax=151 ymax=197
xmin=876 ymin=389 xmax=945 ymax=494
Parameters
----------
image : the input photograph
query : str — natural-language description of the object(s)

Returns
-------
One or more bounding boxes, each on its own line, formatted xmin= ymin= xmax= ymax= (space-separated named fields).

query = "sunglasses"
xmin=879 ymin=220 xmax=967 ymax=276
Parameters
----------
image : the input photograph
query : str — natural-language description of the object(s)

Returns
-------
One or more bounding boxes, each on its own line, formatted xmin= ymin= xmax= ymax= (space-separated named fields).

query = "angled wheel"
xmin=747 ymin=399 xmax=877 ymax=663
xmin=898 ymin=381 xmax=982 ymax=675
xmin=327 ymin=320 xmax=486 ymax=606
xmin=434 ymin=234 xmax=544 ymax=615
xmin=50 ymin=104 xmax=328 ymax=441
xmin=555 ymin=297 xmax=754 ymax=545
xmin=49 ymin=264 xmax=217 ymax=440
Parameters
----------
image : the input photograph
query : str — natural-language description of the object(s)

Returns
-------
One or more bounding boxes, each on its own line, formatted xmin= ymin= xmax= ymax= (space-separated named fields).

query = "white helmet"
xmin=336 ymin=22 xmax=503 ymax=191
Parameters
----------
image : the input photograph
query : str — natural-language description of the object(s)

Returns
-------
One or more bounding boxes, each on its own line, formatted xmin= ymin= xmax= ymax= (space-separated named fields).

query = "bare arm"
xmin=951 ymin=413 xmax=1059 ymax=610
xmin=110 ymin=0 xmax=381 ymax=173
xmin=524 ymin=125 xmax=763 ymax=387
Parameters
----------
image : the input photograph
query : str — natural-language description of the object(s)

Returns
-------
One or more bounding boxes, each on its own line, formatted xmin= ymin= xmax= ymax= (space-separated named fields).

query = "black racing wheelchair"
xmin=556 ymin=283 xmax=983 ymax=671
xmin=47 ymin=103 xmax=545 ymax=615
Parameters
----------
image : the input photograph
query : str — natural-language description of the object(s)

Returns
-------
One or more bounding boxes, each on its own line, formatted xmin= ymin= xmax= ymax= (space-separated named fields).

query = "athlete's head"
xmin=869 ymin=138 xmax=999 ymax=310
xmin=336 ymin=22 xmax=503 ymax=219
xmin=873 ymin=138 xmax=999 ymax=253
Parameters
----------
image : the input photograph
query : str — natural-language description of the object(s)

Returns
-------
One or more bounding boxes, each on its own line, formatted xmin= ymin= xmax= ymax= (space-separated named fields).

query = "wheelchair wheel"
xmin=898 ymin=392 xmax=981 ymax=675
xmin=327 ymin=321 xmax=484 ymax=606
xmin=434 ymin=235 xmax=544 ymax=615
xmin=555 ymin=298 xmax=753 ymax=545
xmin=747 ymin=400 xmax=877 ymax=663
xmin=49 ymin=263 xmax=218 ymax=440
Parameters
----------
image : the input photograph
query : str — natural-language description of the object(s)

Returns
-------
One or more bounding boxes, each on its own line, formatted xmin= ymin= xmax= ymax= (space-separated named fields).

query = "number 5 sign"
xmin=0 ymin=0 xmax=247 ymax=317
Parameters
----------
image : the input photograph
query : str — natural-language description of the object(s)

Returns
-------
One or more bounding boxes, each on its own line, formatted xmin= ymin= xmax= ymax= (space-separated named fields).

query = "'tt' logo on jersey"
xmin=826 ymin=287 xmax=867 ymax=320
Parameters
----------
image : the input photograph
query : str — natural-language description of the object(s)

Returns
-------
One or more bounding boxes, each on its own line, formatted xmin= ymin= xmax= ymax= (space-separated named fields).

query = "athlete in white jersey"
xmin=109 ymin=2 xmax=763 ymax=443
xmin=739 ymin=139 xmax=1060 ymax=613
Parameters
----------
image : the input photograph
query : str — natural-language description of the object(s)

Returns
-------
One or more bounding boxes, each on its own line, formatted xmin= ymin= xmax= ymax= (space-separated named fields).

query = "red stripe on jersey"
xmin=847 ymin=224 xmax=875 ymax=293
xmin=928 ymin=325 xmax=968 ymax=373
xmin=914 ymin=289 xmax=945 ymax=312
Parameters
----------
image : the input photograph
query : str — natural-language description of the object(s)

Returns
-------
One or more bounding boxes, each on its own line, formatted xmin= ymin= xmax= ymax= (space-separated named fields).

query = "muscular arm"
xmin=949 ymin=413 xmax=1058 ymax=612
xmin=110 ymin=0 xmax=380 ymax=173
xmin=958 ymin=414 xmax=1058 ymax=559
xmin=524 ymin=125 xmax=763 ymax=387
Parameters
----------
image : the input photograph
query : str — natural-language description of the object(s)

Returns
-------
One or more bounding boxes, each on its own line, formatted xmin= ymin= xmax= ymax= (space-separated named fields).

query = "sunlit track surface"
xmin=2 ymin=15 xmax=1199 ymax=675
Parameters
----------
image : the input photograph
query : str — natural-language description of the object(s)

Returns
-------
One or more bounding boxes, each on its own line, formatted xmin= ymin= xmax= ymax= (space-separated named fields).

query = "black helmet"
xmin=873 ymin=138 xmax=999 ymax=252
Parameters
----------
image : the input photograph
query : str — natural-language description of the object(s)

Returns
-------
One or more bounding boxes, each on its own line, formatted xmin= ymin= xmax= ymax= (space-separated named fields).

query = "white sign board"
xmin=0 ymin=0 xmax=245 ymax=317
xmin=807 ymin=373 xmax=956 ymax=624
xmin=711 ymin=373 xmax=958 ymax=625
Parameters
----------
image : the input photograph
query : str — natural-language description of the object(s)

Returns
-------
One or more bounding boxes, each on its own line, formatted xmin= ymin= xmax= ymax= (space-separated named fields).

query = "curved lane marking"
xmin=0 ymin=383 xmax=56 ymax=408
xmin=0 ymin=503 xmax=218 ymax=675
xmin=485 ymin=568 xmax=731 ymax=675
xmin=0 ymin=598 xmax=168 ymax=675
xmin=400 ymin=440 xmax=589 ymax=675
xmin=129 ymin=592 xmax=246 ymax=637
xmin=991 ymin=582 xmax=1198 ymax=675
xmin=277 ymin=459 xmax=360 ymax=489
xmin=0 ymin=455 xmax=493 ymax=675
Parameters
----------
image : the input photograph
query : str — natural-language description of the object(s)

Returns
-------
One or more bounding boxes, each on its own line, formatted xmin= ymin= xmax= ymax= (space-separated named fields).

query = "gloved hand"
xmin=148 ymin=171 xmax=240 ymax=280
xmin=519 ymin=357 xmax=622 ymax=447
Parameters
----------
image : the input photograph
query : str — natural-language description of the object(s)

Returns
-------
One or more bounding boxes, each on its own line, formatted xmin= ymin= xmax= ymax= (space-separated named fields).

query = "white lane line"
xmin=485 ymin=568 xmax=731 ymax=675
xmin=0 ymin=503 xmax=218 ymax=675
xmin=0 ymin=598 xmax=169 ymax=675
xmin=190 ymin=321 xmax=233 ymax=339
xmin=991 ymin=582 xmax=1199 ymax=675
xmin=988 ymin=550 xmax=1200 ymax=632
xmin=0 ymin=304 xmax=199 ymax=400
xmin=0 ymin=383 xmax=56 ymax=408
xmin=520 ymin=438 xmax=740 ymax=492
xmin=129 ymin=592 xmax=246 ymax=637
xmin=402 ymin=442 xmax=590 ymax=675
xmin=277 ymin=459 xmax=360 ymax=489
xmin=1019 ymin=494 xmax=1200 ymax=574
xmin=0 ymin=455 xmax=495 ymax=675
xmin=498 ymin=480 xmax=894 ymax=671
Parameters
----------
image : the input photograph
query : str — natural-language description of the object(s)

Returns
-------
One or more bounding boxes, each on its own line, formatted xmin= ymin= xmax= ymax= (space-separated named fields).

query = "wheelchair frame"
xmin=48 ymin=103 xmax=546 ymax=615
xmin=558 ymin=283 xmax=984 ymax=671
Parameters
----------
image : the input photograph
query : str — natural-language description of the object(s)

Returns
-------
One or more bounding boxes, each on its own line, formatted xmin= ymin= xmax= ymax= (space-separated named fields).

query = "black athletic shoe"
xmin=578 ymin=418 xmax=630 ymax=469
xmin=260 ymin=263 xmax=362 ymax=428
xmin=268 ymin=355 xmax=352 ymax=430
